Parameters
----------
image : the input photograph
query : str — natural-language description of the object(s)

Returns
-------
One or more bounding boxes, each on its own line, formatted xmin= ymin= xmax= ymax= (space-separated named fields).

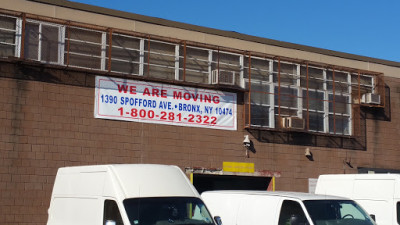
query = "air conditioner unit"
xmin=281 ymin=117 xmax=305 ymax=130
xmin=361 ymin=93 xmax=381 ymax=105
xmin=211 ymin=69 xmax=235 ymax=85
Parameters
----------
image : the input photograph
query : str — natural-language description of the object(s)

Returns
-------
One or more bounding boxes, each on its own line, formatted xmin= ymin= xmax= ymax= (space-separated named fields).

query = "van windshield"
xmin=123 ymin=197 xmax=215 ymax=225
xmin=303 ymin=200 xmax=375 ymax=225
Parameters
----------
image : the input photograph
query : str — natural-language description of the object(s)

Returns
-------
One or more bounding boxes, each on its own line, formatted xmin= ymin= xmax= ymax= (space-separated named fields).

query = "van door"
xmin=236 ymin=195 xmax=280 ymax=225
xmin=277 ymin=200 xmax=309 ymax=225
xmin=353 ymin=179 xmax=394 ymax=225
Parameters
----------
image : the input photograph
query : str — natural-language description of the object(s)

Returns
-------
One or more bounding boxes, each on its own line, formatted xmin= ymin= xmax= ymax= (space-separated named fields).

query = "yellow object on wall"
xmin=223 ymin=162 xmax=255 ymax=173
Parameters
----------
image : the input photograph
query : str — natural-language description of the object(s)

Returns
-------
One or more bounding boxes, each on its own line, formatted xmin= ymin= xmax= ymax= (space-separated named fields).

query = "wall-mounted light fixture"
xmin=305 ymin=147 xmax=314 ymax=161
xmin=243 ymin=135 xmax=250 ymax=148
xmin=243 ymin=135 xmax=251 ymax=158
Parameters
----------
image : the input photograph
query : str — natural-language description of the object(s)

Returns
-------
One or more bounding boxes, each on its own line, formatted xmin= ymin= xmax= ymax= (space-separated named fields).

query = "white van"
xmin=47 ymin=164 xmax=217 ymax=225
xmin=315 ymin=174 xmax=400 ymax=225
xmin=201 ymin=190 xmax=375 ymax=225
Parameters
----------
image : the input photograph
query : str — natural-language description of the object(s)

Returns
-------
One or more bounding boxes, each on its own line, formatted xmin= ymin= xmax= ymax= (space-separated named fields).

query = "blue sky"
xmin=71 ymin=0 xmax=400 ymax=62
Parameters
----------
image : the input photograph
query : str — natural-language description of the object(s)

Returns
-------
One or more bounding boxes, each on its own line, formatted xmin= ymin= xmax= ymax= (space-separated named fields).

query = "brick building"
xmin=1 ymin=0 xmax=399 ymax=224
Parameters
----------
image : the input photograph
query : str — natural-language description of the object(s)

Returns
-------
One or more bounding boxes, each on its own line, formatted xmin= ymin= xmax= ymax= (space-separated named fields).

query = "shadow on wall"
xmin=248 ymin=129 xmax=367 ymax=151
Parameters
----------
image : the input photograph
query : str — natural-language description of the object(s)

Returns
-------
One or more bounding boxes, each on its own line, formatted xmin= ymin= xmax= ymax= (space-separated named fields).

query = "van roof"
xmin=55 ymin=164 xmax=200 ymax=198
xmin=319 ymin=173 xmax=400 ymax=180
xmin=202 ymin=190 xmax=349 ymax=201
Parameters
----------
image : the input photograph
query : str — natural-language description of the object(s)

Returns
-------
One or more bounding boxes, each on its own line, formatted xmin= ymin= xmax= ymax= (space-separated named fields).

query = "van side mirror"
xmin=214 ymin=216 xmax=222 ymax=225
xmin=370 ymin=214 xmax=376 ymax=221
xmin=105 ymin=220 xmax=116 ymax=225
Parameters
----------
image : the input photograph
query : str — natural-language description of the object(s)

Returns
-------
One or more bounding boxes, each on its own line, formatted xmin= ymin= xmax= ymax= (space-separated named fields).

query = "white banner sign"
xmin=94 ymin=76 xmax=237 ymax=130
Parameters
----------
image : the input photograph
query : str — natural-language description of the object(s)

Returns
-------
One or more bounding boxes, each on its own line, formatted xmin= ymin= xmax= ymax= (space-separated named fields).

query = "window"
xmin=244 ymin=61 xmax=366 ymax=136
xmin=250 ymin=102 xmax=270 ymax=127
xmin=65 ymin=26 xmax=105 ymax=69
xmin=123 ymin=197 xmax=214 ymax=225
xmin=326 ymin=70 xmax=351 ymax=135
xmin=144 ymin=39 xmax=177 ymax=80
xmin=301 ymin=66 xmax=325 ymax=132
xmin=351 ymin=73 xmax=375 ymax=102
xmin=275 ymin=86 xmax=299 ymax=114
xmin=303 ymin=90 xmax=325 ymax=132
xmin=24 ymin=20 xmax=64 ymax=63
xmin=211 ymin=50 xmax=242 ymax=86
xmin=244 ymin=56 xmax=272 ymax=127
xmin=104 ymin=200 xmax=124 ymax=225
xmin=245 ymin=60 xmax=303 ymax=129
xmin=271 ymin=61 xmax=302 ymax=127
xmin=304 ymin=200 xmax=374 ymax=225
xmin=278 ymin=200 xmax=308 ymax=225
xmin=300 ymin=66 xmax=324 ymax=89
xmin=107 ymin=33 xmax=142 ymax=75
xmin=244 ymin=56 xmax=270 ymax=82
xmin=273 ymin=61 xmax=298 ymax=85
xmin=180 ymin=46 xmax=210 ymax=83
xmin=0 ymin=15 xmax=20 ymax=57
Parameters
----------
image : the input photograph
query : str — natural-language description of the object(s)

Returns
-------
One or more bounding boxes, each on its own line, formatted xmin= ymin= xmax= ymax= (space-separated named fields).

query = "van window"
xmin=123 ymin=197 xmax=214 ymax=225
xmin=304 ymin=200 xmax=374 ymax=225
xmin=104 ymin=200 xmax=124 ymax=225
xmin=278 ymin=200 xmax=308 ymax=225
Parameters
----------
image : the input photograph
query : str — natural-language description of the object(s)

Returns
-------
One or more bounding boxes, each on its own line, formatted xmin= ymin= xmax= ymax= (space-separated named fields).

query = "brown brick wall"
xmin=1 ymin=60 xmax=399 ymax=225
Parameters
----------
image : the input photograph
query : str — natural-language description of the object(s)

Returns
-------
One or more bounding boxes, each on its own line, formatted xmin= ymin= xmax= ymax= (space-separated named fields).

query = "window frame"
xmin=0 ymin=14 xmax=22 ymax=58
xmin=210 ymin=49 xmax=243 ymax=86
xmin=144 ymin=38 xmax=178 ymax=80
xmin=326 ymin=69 xmax=352 ymax=135
xmin=65 ymin=25 xmax=105 ymax=70
xmin=107 ymin=32 xmax=144 ymax=76
xmin=24 ymin=19 xmax=65 ymax=64
xmin=179 ymin=45 xmax=212 ymax=83
xmin=244 ymin=56 xmax=273 ymax=128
